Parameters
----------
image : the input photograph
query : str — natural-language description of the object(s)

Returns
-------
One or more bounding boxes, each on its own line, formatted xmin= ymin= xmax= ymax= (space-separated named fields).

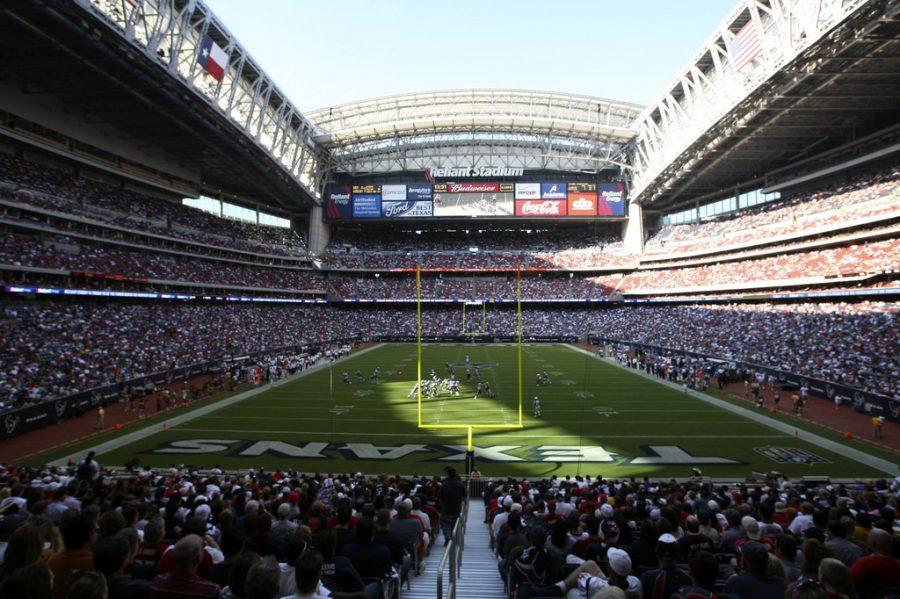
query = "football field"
xmin=50 ymin=344 xmax=896 ymax=479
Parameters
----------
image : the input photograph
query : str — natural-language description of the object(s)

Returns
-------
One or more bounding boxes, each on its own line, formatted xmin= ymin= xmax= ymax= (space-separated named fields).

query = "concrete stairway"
xmin=401 ymin=500 xmax=506 ymax=599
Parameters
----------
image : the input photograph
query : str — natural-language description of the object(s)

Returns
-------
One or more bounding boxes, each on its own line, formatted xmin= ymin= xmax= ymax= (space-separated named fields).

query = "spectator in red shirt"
xmin=149 ymin=534 xmax=219 ymax=599
xmin=850 ymin=528 xmax=900 ymax=593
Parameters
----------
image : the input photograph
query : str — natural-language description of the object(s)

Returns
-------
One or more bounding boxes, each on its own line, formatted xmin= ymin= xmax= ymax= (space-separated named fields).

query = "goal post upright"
xmin=517 ymin=265 xmax=523 ymax=426
xmin=416 ymin=266 xmax=422 ymax=427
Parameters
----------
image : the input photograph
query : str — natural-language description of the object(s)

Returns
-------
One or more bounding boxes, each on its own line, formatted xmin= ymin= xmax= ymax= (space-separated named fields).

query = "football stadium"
xmin=0 ymin=1 xmax=898 ymax=598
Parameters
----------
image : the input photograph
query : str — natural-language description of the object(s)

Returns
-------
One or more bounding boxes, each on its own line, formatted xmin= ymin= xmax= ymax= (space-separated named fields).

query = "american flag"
xmin=728 ymin=20 xmax=763 ymax=72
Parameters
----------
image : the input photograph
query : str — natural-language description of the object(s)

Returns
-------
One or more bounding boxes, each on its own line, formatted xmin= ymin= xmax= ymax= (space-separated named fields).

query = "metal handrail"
xmin=436 ymin=478 xmax=472 ymax=599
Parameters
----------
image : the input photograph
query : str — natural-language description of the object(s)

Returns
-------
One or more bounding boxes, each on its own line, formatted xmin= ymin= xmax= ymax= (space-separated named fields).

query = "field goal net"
xmin=461 ymin=300 xmax=487 ymax=336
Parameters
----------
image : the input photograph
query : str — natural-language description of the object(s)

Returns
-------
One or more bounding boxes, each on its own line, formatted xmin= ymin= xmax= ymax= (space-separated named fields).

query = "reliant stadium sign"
xmin=426 ymin=166 xmax=524 ymax=179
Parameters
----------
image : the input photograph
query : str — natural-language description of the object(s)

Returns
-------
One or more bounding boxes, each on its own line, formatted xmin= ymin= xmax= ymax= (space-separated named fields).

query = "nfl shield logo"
xmin=754 ymin=446 xmax=830 ymax=465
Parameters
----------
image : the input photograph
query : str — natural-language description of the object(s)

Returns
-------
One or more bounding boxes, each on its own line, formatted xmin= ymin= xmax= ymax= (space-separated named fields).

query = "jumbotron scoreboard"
xmin=324 ymin=179 xmax=627 ymax=221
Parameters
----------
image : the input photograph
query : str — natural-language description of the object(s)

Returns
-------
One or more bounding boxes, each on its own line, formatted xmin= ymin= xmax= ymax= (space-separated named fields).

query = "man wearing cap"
xmin=671 ymin=550 xmax=720 ymax=599
xmin=641 ymin=533 xmax=691 ymax=599
xmin=550 ymin=548 xmax=642 ymax=598
xmin=723 ymin=540 xmax=787 ymax=598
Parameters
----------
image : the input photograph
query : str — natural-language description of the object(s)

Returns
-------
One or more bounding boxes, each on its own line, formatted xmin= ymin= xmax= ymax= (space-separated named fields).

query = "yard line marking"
xmin=565 ymin=344 xmax=898 ymax=475
xmin=195 ymin=415 xmax=757 ymax=425
xmin=172 ymin=428 xmax=791 ymax=439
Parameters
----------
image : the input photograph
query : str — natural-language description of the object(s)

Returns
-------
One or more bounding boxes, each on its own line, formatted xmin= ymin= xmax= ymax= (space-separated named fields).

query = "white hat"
xmin=503 ymin=496 xmax=513 ymax=508
xmin=511 ymin=503 xmax=522 ymax=513
xmin=650 ymin=508 xmax=661 ymax=520
xmin=607 ymin=547 xmax=632 ymax=576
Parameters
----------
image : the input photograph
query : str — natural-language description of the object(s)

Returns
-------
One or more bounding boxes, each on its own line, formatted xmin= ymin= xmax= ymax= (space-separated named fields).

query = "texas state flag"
xmin=198 ymin=36 xmax=228 ymax=82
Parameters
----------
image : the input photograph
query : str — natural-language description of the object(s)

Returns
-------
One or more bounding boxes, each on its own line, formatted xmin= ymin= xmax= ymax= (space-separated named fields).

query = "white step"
xmin=454 ymin=501 xmax=507 ymax=599
xmin=403 ymin=500 xmax=507 ymax=599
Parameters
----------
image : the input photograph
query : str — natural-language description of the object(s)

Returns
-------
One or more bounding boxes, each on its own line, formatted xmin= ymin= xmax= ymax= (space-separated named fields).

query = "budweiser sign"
xmin=446 ymin=182 xmax=500 ymax=193
xmin=426 ymin=166 xmax=524 ymax=179
xmin=515 ymin=199 xmax=567 ymax=217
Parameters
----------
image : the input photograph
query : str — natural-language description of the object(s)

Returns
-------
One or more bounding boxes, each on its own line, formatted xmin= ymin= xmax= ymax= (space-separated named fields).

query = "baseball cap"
xmin=606 ymin=547 xmax=632 ymax=577
xmin=600 ymin=519 xmax=620 ymax=542
xmin=742 ymin=516 xmax=761 ymax=540
xmin=739 ymin=540 xmax=769 ymax=567
xmin=656 ymin=533 xmax=678 ymax=559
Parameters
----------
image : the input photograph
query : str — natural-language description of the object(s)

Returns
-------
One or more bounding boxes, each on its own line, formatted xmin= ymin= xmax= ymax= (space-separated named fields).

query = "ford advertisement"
xmin=597 ymin=182 xmax=626 ymax=216
xmin=381 ymin=200 xmax=434 ymax=218
xmin=352 ymin=194 xmax=381 ymax=218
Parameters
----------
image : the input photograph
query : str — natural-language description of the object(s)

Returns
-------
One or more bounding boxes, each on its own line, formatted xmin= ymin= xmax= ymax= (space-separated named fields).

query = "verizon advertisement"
xmin=514 ymin=183 xmax=540 ymax=200
xmin=434 ymin=191 xmax=514 ymax=216
xmin=567 ymin=192 xmax=599 ymax=216
xmin=515 ymin=199 xmax=568 ymax=217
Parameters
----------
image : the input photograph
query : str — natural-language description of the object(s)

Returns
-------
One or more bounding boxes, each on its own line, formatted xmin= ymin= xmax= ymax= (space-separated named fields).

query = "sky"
xmin=207 ymin=0 xmax=738 ymax=112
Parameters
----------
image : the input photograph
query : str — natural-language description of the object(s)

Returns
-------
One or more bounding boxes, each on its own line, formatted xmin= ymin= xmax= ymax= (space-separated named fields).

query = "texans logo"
xmin=55 ymin=400 xmax=67 ymax=417
xmin=4 ymin=415 xmax=19 ymax=434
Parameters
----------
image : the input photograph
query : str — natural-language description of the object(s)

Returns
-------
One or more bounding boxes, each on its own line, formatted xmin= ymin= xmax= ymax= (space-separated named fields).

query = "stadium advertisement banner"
xmin=381 ymin=184 xmax=407 ymax=201
xmin=514 ymin=183 xmax=540 ymax=200
xmin=407 ymin=184 xmax=433 ymax=200
xmin=598 ymin=182 xmax=626 ymax=216
xmin=445 ymin=182 xmax=500 ymax=193
xmin=569 ymin=182 xmax=597 ymax=193
xmin=352 ymin=194 xmax=381 ymax=218
xmin=324 ymin=185 xmax=353 ymax=220
xmin=541 ymin=183 xmax=567 ymax=199
xmin=433 ymin=191 xmax=514 ymax=216
xmin=567 ymin=192 xmax=599 ymax=216
xmin=381 ymin=200 xmax=434 ymax=218
xmin=515 ymin=199 xmax=568 ymax=217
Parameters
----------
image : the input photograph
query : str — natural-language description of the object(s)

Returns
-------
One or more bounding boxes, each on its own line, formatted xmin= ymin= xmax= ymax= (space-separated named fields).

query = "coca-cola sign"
xmin=515 ymin=199 xmax=567 ymax=217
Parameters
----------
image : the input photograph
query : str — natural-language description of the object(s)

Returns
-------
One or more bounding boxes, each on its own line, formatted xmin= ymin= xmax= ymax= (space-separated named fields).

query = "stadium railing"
xmin=436 ymin=478 xmax=471 ymax=599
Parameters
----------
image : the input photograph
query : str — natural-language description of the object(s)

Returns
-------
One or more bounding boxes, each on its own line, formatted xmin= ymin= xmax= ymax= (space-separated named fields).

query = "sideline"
xmin=49 ymin=344 xmax=386 ymax=466
xmin=565 ymin=344 xmax=898 ymax=476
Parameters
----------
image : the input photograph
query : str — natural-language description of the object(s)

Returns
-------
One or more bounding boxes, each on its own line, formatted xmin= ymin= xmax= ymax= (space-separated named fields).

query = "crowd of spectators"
xmin=644 ymin=166 xmax=900 ymax=257
xmin=0 ymin=461 xmax=469 ymax=599
xmin=0 ymin=231 xmax=323 ymax=292
xmin=320 ymin=229 xmax=634 ymax=271
xmin=326 ymin=273 xmax=621 ymax=300
xmin=621 ymin=238 xmax=900 ymax=292
xmin=485 ymin=474 xmax=900 ymax=598
xmin=3 ymin=225 xmax=897 ymax=298
xmin=1 ymin=300 xmax=896 ymax=412
xmin=0 ymin=154 xmax=307 ymax=257
xmin=588 ymin=302 xmax=899 ymax=399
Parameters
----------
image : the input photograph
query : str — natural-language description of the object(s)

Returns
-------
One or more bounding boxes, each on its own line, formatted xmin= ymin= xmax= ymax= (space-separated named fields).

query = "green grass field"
xmin=56 ymin=344 xmax=895 ymax=479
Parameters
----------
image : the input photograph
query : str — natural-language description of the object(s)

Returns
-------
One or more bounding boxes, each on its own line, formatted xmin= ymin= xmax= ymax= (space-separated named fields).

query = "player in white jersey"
xmin=533 ymin=396 xmax=542 ymax=417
